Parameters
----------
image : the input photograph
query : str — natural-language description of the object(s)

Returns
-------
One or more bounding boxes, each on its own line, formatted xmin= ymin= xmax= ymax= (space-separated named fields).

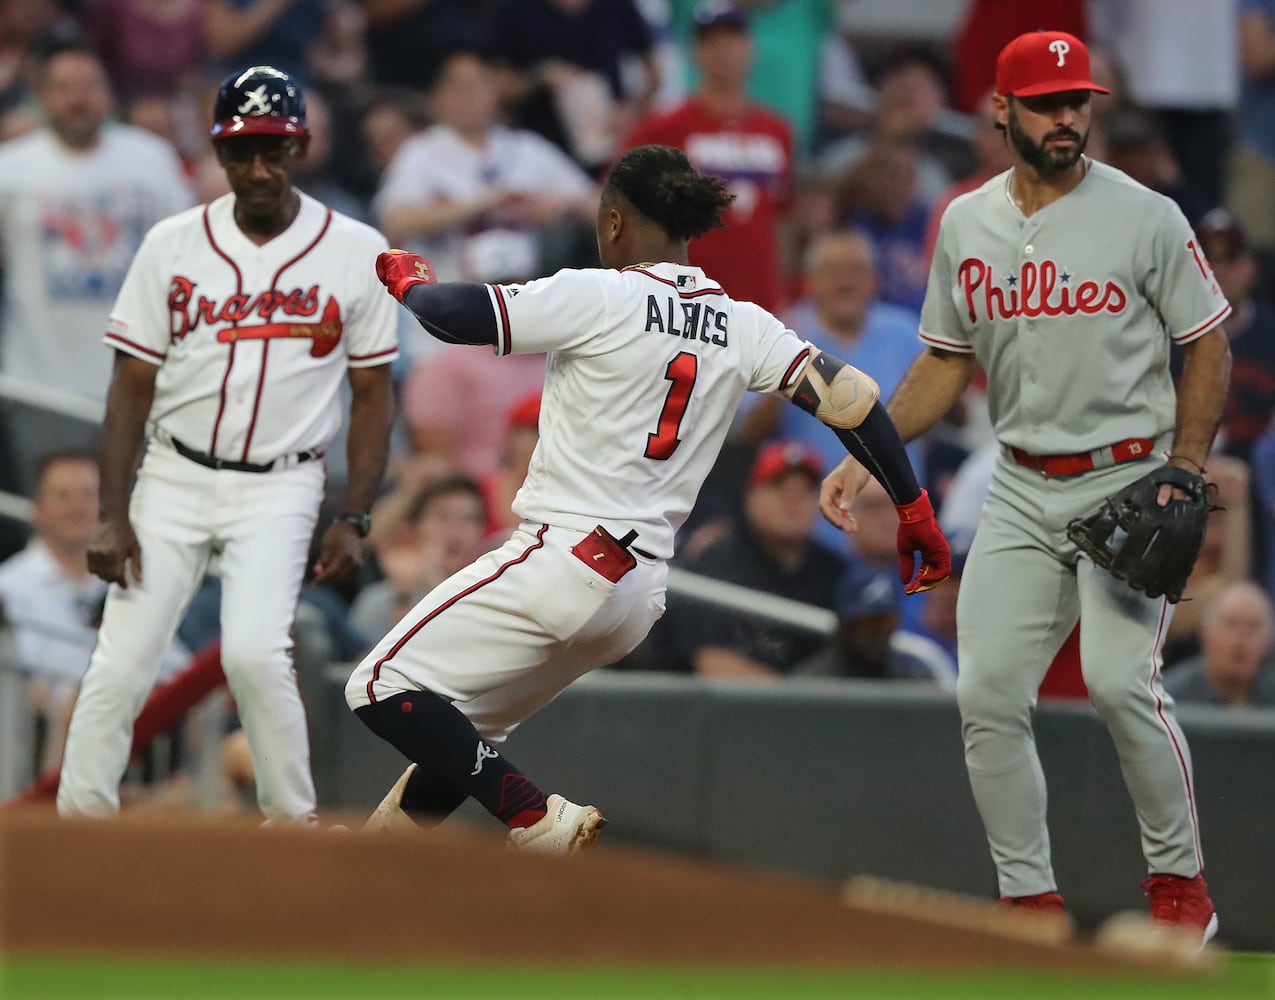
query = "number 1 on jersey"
xmin=645 ymin=351 xmax=698 ymax=460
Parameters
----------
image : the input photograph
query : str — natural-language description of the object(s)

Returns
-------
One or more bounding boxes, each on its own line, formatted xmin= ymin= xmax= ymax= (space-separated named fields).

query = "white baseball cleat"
xmin=363 ymin=763 xmax=419 ymax=833
xmin=507 ymin=793 xmax=606 ymax=855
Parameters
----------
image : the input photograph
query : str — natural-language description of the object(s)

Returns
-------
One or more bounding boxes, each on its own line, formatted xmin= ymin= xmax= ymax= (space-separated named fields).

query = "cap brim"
xmin=1008 ymin=80 xmax=1111 ymax=97
xmin=211 ymin=117 xmax=307 ymax=139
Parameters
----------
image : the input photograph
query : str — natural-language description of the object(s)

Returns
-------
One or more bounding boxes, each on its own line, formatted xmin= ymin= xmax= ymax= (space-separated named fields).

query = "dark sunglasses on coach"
xmin=218 ymin=138 xmax=301 ymax=167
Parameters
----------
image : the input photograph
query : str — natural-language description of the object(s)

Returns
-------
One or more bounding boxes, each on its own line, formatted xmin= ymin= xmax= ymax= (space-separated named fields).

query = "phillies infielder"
xmin=822 ymin=32 xmax=1231 ymax=942
xmin=346 ymin=144 xmax=951 ymax=854
xmin=57 ymin=66 xmax=398 ymax=821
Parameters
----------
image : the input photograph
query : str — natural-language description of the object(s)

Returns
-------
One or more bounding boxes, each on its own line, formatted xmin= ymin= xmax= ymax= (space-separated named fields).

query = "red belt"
xmin=1008 ymin=437 xmax=1155 ymax=477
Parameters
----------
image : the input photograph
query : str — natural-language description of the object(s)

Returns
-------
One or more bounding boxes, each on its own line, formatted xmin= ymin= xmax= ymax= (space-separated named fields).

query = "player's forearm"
xmin=343 ymin=366 xmax=395 ymax=515
xmin=98 ymin=355 xmax=157 ymax=521
xmin=400 ymin=282 xmax=497 ymax=346
xmin=886 ymin=348 xmax=977 ymax=443
xmin=830 ymin=403 xmax=920 ymax=505
xmin=1170 ymin=328 xmax=1232 ymax=470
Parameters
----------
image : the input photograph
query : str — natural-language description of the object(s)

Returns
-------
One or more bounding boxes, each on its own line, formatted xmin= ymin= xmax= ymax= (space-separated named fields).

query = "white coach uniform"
xmin=59 ymin=191 xmax=398 ymax=820
xmin=346 ymin=262 xmax=812 ymax=738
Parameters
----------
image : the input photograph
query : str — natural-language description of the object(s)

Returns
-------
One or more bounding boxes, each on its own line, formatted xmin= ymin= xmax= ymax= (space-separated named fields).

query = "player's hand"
xmin=895 ymin=489 xmax=951 ymax=595
xmin=312 ymin=520 xmax=364 ymax=584
xmin=375 ymin=250 xmax=435 ymax=303
xmin=819 ymin=456 xmax=871 ymax=532
xmin=88 ymin=517 xmax=143 ymax=588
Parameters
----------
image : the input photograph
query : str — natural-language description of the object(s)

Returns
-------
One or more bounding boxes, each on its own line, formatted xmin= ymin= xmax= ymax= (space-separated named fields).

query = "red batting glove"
xmin=895 ymin=489 xmax=952 ymax=595
xmin=376 ymin=250 xmax=436 ymax=303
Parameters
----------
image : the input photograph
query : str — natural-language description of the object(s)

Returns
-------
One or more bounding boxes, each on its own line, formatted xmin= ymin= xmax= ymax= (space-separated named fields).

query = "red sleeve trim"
xmin=780 ymin=347 xmax=811 ymax=390
xmin=347 ymin=346 xmax=398 ymax=364
xmin=918 ymin=329 xmax=975 ymax=354
xmin=104 ymin=332 xmax=165 ymax=362
xmin=1171 ymin=301 xmax=1232 ymax=345
xmin=490 ymin=284 xmax=512 ymax=355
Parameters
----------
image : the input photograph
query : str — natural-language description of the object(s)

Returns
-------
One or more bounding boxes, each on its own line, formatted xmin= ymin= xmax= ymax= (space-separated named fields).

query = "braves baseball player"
xmin=345 ymin=144 xmax=951 ymax=853
xmin=821 ymin=32 xmax=1231 ymax=943
xmin=57 ymin=66 xmax=398 ymax=822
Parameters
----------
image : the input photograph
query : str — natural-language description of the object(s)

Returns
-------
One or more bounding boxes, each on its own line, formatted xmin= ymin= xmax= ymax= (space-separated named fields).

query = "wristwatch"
xmin=335 ymin=510 xmax=372 ymax=538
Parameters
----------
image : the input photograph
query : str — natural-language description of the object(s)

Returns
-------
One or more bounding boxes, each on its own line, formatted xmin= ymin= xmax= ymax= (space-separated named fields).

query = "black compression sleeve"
xmin=832 ymin=402 xmax=921 ymax=505
xmin=400 ymin=282 xmax=499 ymax=346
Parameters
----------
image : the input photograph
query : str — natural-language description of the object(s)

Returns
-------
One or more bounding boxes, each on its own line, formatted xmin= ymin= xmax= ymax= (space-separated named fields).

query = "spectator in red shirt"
xmin=619 ymin=1 xmax=794 ymax=313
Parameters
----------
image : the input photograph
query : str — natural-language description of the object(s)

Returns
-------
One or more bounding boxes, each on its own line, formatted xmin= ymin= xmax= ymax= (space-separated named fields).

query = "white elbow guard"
xmin=786 ymin=349 xmax=879 ymax=428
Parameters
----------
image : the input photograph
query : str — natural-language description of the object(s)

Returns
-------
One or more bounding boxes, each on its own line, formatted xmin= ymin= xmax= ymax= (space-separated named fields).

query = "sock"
xmin=355 ymin=691 xmax=548 ymax=829
xmin=398 ymin=765 xmax=468 ymax=829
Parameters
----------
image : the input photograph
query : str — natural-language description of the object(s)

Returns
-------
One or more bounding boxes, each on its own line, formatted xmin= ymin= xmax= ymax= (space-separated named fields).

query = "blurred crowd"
xmin=2 ymin=0 xmax=1275 ymax=807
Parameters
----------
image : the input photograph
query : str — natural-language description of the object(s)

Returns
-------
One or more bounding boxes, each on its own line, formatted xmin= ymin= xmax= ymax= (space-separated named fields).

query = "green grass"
xmin=1 ymin=954 xmax=1272 ymax=1000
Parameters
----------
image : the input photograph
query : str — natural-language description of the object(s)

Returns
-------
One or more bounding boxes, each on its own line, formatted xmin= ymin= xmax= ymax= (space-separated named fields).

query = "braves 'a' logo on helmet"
xmin=210 ymin=65 xmax=308 ymax=140
xmin=236 ymin=85 xmax=272 ymax=116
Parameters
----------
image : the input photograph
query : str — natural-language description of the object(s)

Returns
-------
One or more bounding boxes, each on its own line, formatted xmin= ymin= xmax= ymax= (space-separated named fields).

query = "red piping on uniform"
xmin=491 ymin=284 xmax=512 ymax=355
xmin=365 ymin=524 xmax=549 ymax=705
xmin=240 ymin=207 xmax=334 ymax=462
xmin=104 ymin=332 xmax=165 ymax=362
xmin=918 ymin=328 xmax=975 ymax=354
xmin=780 ymin=348 xmax=811 ymax=389
xmin=240 ymin=342 xmax=271 ymax=461
xmin=623 ymin=266 xmax=726 ymax=298
xmin=1172 ymin=302 xmax=1232 ymax=346
xmin=348 ymin=346 xmax=398 ymax=363
xmin=1146 ymin=597 xmax=1205 ymax=873
xmin=204 ymin=206 xmax=243 ymax=456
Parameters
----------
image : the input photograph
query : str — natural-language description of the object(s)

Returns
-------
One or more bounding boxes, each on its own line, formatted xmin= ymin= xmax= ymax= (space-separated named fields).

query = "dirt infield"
xmin=0 ymin=809 xmax=1175 ymax=973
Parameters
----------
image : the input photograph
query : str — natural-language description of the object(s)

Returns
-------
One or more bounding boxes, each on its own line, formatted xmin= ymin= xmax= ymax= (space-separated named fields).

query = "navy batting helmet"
xmin=210 ymin=66 xmax=307 ymax=140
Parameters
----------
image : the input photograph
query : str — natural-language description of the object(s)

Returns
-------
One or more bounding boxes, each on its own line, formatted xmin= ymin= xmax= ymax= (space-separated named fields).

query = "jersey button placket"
xmin=1020 ymin=235 xmax=1041 ymax=443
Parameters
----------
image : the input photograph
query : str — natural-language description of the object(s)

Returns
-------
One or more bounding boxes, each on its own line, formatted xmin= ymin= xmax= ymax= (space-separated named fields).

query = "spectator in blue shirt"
xmin=741 ymin=229 xmax=922 ymax=553
xmin=834 ymin=137 xmax=933 ymax=313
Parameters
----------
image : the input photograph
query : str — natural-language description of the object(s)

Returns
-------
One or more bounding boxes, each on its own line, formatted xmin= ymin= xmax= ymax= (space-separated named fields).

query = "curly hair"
xmin=603 ymin=145 xmax=734 ymax=241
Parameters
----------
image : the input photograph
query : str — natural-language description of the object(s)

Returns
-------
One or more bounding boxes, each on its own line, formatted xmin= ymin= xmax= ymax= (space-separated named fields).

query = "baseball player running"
xmin=57 ymin=66 xmax=398 ymax=822
xmin=821 ymin=32 xmax=1230 ymax=943
xmin=346 ymin=144 xmax=951 ymax=853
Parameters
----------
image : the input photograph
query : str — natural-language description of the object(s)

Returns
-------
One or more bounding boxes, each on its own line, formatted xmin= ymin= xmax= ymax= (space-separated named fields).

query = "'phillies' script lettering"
xmin=958 ymin=259 xmax=1127 ymax=323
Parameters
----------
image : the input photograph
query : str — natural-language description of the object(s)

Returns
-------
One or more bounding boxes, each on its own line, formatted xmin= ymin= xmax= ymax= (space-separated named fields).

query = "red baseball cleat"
xmin=997 ymin=891 xmax=1067 ymax=913
xmin=1142 ymin=873 xmax=1219 ymax=947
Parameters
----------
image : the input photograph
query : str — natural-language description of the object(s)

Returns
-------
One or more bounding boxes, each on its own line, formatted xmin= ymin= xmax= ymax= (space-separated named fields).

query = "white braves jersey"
xmin=485 ymin=262 xmax=811 ymax=559
xmin=920 ymin=160 xmax=1231 ymax=453
xmin=0 ymin=125 xmax=192 ymax=400
xmin=105 ymin=191 xmax=399 ymax=462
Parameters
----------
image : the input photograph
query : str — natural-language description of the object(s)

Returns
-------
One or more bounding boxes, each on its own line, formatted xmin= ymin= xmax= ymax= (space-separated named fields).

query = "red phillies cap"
xmin=749 ymin=441 xmax=822 ymax=488
xmin=996 ymin=31 xmax=1110 ymax=98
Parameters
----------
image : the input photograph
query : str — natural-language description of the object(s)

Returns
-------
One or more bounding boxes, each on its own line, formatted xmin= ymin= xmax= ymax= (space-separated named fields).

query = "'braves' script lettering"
xmin=167 ymin=277 xmax=342 ymax=357
xmin=957 ymin=259 xmax=1127 ymax=323
xmin=168 ymin=277 xmax=321 ymax=340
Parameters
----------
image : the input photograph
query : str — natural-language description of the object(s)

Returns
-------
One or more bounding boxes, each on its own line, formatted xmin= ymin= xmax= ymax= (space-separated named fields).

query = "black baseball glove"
xmin=1066 ymin=464 xmax=1216 ymax=604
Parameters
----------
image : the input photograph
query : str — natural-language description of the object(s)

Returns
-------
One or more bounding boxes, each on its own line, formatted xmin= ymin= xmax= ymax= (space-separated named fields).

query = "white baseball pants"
xmin=58 ymin=440 xmax=323 ymax=821
xmin=346 ymin=522 xmax=668 ymax=742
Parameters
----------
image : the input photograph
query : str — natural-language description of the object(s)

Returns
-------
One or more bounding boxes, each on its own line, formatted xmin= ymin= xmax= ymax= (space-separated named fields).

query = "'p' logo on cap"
xmin=996 ymin=31 xmax=1110 ymax=98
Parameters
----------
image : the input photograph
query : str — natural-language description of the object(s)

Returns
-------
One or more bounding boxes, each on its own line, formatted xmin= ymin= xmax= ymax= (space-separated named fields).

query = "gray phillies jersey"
xmin=920 ymin=160 xmax=1231 ymax=453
